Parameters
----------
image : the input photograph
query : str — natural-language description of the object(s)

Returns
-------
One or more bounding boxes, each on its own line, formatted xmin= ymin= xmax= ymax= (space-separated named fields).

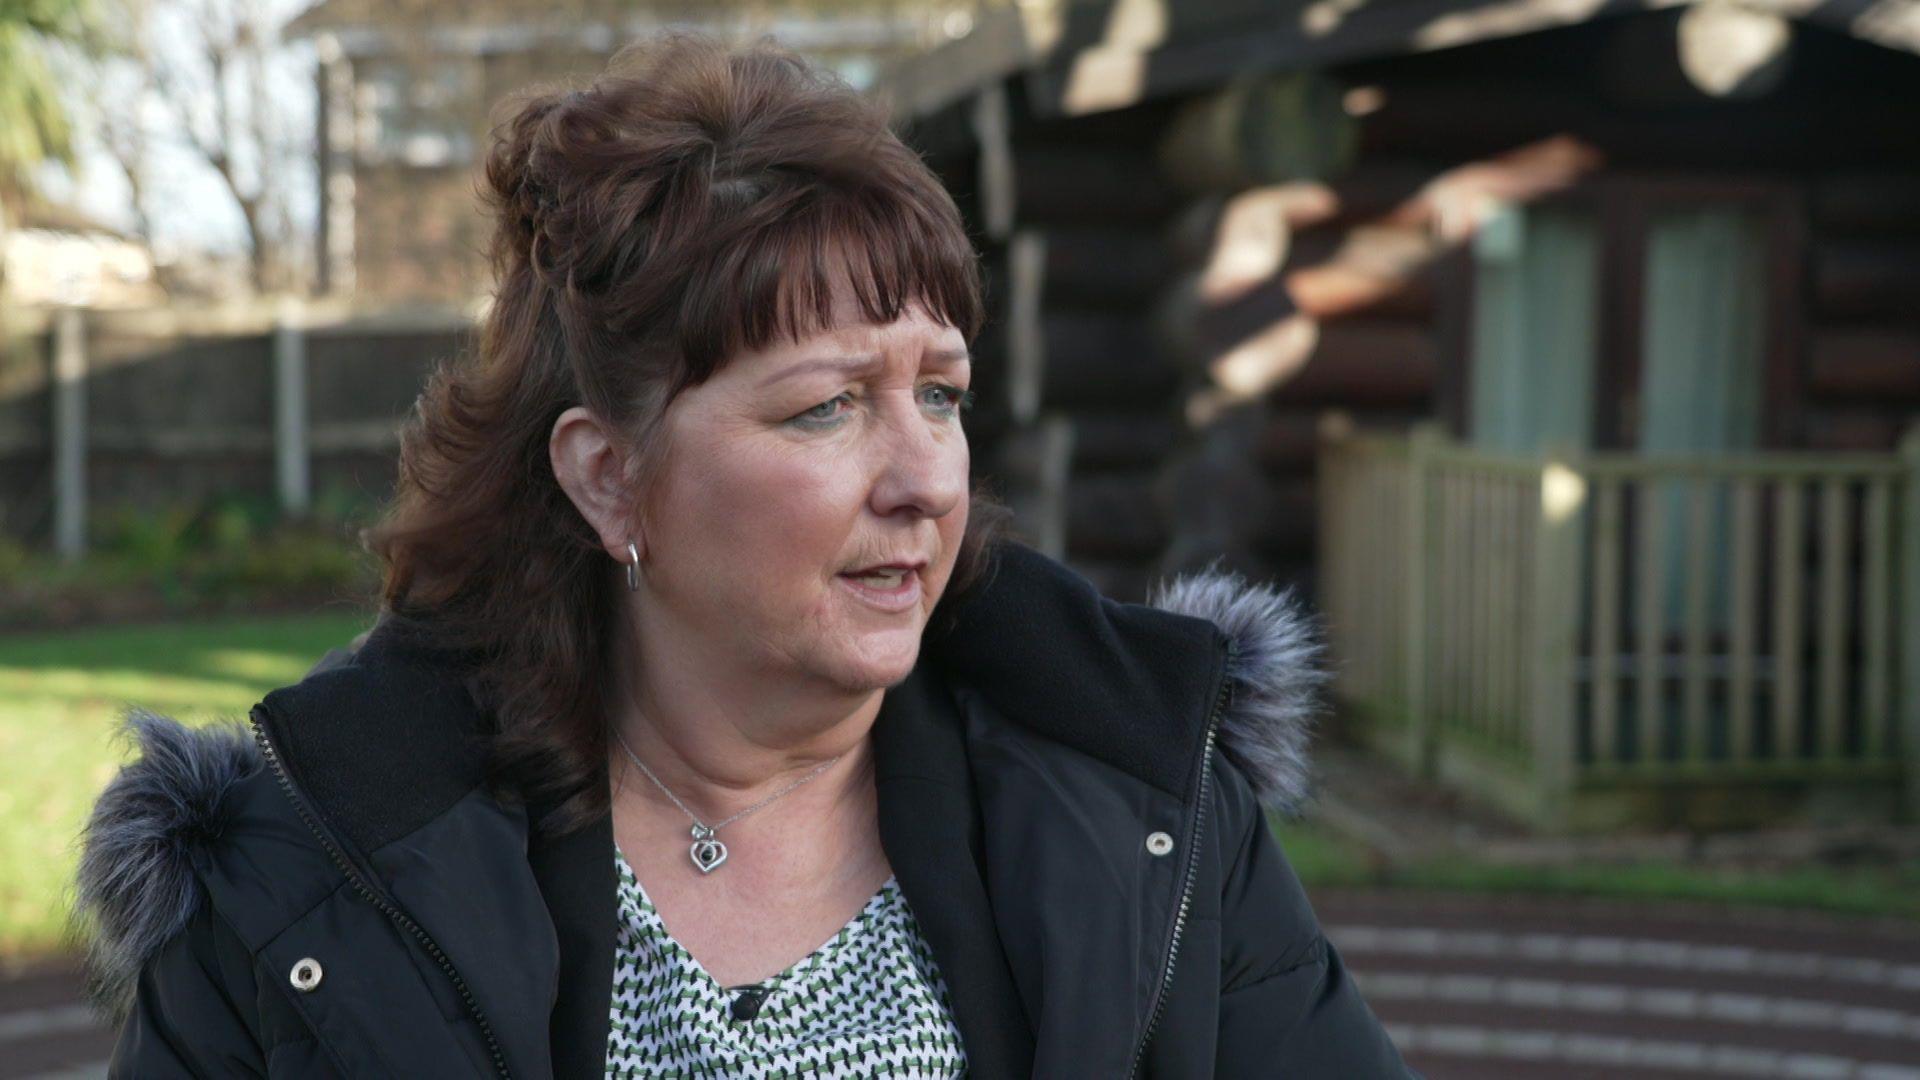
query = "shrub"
xmin=0 ymin=490 xmax=380 ymax=629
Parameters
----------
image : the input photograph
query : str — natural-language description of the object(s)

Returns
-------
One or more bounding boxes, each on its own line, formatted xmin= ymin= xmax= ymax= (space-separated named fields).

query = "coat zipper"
xmin=248 ymin=706 xmax=513 ymax=1079
xmin=1126 ymin=640 xmax=1235 ymax=1079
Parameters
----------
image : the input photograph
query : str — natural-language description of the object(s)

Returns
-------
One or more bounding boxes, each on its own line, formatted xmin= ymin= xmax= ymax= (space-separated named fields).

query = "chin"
xmin=816 ymin=632 xmax=923 ymax=692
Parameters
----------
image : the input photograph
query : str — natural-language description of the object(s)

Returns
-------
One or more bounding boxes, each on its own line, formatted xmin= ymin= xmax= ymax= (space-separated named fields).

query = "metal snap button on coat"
xmin=289 ymin=958 xmax=324 ymax=992
xmin=1145 ymin=831 xmax=1175 ymax=856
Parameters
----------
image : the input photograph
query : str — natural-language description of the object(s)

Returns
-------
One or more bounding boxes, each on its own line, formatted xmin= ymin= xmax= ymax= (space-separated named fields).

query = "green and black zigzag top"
xmin=605 ymin=850 xmax=968 ymax=1078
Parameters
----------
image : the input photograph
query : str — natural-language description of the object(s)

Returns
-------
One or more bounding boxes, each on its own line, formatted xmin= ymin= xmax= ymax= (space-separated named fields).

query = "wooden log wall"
xmin=1167 ymin=159 xmax=1446 ymax=597
xmin=909 ymin=77 xmax=1446 ymax=601
xmin=1801 ymin=174 xmax=1920 ymax=453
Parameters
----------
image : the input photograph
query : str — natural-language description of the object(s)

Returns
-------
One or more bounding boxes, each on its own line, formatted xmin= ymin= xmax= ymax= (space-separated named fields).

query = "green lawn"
xmin=1271 ymin=818 xmax=1920 ymax=921
xmin=0 ymin=611 xmax=374 ymax=961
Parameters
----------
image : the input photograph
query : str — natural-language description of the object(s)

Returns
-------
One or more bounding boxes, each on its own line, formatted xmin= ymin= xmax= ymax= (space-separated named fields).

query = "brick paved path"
xmin=8 ymin=891 xmax=1920 ymax=1078
xmin=1318 ymin=890 xmax=1920 ymax=1078
xmin=0 ymin=964 xmax=111 ymax=1079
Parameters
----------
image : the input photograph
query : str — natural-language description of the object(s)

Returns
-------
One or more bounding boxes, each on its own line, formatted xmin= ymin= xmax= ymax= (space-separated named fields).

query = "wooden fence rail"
xmin=1320 ymin=420 xmax=1920 ymax=831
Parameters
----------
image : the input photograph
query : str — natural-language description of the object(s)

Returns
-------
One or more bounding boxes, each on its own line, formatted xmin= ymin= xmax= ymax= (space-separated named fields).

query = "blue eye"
xmin=790 ymin=393 xmax=852 ymax=427
xmin=922 ymin=384 xmax=976 ymax=416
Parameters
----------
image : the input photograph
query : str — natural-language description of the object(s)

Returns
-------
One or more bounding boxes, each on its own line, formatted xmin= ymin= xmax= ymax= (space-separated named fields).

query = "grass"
xmin=1272 ymin=817 xmax=1920 ymax=921
xmin=0 ymin=610 xmax=375 ymax=962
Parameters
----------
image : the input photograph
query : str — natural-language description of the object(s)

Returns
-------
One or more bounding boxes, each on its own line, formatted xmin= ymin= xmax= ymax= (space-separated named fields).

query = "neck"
xmin=608 ymin=613 xmax=884 ymax=828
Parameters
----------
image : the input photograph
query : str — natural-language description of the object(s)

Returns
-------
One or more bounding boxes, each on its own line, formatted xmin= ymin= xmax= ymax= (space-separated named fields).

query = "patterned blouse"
xmin=605 ymin=850 xmax=969 ymax=1078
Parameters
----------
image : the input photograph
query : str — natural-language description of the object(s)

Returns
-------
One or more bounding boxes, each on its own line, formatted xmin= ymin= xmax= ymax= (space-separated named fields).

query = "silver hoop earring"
xmin=625 ymin=541 xmax=640 ymax=593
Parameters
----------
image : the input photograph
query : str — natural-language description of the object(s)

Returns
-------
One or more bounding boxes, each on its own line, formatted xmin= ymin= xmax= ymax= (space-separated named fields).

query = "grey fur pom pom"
xmin=1150 ymin=568 xmax=1327 ymax=815
xmin=71 ymin=709 xmax=260 ymax=1018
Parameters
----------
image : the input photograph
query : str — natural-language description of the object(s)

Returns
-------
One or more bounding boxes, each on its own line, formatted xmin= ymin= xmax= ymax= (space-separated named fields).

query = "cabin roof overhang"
xmin=879 ymin=0 xmax=1920 ymax=123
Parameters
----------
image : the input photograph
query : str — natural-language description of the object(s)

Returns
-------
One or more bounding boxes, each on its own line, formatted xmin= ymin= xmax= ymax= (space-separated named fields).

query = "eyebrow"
xmin=758 ymin=348 xmax=972 ymax=388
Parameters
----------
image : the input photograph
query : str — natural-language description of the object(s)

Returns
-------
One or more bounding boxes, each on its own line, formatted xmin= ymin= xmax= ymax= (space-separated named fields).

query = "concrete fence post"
xmin=274 ymin=298 xmax=310 ymax=516
xmin=52 ymin=307 xmax=86 ymax=560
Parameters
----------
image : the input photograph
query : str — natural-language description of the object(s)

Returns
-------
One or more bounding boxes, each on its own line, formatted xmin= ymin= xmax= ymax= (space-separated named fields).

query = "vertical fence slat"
xmin=1817 ymin=479 xmax=1850 ymax=759
xmin=1497 ymin=474 xmax=1512 ymax=745
xmin=1636 ymin=479 xmax=1667 ymax=765
xmin=1729 ymin=479 xmax=1760 ymax=763
xmin=1682 ymin=477 xmax=1712 ymax=764
xmin=1377 ymin=453 xmax=1394 ymax=698
xmin=1862 ymin=478 xmax=1892 ymax=761
xmin=1471 ymin=472 xmax=1490 ymax=744
xmin=1405 ymin=428 xmax=1435 ymax=775
xmin=1357 ymin=450 xmax=1376 ymax=698
xmin=1899 ymin=426 xmax=1920 ymax=819
xmin=1440 ymin=468 xmax=1460 ymax=736
xmin=1773 ymin=479 xmax=1805 ymax=762
xmin=1358 ymin=450 xmax=1373 ymax=700
xmin=1322 ymin=447 xmax=1344 ymax=689
xmin=1591 ymin=477 xmax=1623 ymax=765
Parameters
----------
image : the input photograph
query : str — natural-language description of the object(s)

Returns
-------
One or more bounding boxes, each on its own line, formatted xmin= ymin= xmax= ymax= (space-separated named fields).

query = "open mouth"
xmin=835 ymin=565 xmax=923 ymax=610
xmin=840 ymin=566 xmax=913 ymax=589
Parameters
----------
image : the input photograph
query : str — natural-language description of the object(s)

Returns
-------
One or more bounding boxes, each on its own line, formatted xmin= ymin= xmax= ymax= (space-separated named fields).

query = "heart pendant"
xmin=689 ymin=825 xmax=728 ymax=874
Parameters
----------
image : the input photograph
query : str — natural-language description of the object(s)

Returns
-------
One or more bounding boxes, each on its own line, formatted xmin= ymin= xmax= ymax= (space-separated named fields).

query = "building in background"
xmin=1 ymin=198 xmax=165 ymax=309
xmin=284 ymin=0 xmax=980 ymax=305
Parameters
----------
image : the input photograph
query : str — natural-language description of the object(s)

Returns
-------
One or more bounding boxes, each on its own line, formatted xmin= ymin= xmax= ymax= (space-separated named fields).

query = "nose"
xmin=867 ymin=395 xmax=966 ymax=521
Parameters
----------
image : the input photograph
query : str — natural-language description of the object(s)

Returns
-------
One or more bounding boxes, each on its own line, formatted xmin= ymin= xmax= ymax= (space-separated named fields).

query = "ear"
xmin=549 ymin=406 xmax=642 ymax=560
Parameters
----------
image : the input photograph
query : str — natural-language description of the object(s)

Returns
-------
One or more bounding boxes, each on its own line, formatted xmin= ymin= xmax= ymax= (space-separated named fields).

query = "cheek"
xmin=682 ymin=442 xmax=863 ymax=571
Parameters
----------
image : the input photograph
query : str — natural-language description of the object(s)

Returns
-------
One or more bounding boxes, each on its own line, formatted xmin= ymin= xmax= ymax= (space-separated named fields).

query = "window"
xmin=355 ymin=58 xmax=479 ymax=168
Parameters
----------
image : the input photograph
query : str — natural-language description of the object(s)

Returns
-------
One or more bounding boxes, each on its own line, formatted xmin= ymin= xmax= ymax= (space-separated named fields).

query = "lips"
xmin=840 ymin=559 xmax=927 ymax=579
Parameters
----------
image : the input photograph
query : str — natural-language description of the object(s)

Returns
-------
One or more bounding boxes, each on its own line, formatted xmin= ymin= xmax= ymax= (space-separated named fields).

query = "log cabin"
xmin=881 ymin=0 xmax=1920 ymax=829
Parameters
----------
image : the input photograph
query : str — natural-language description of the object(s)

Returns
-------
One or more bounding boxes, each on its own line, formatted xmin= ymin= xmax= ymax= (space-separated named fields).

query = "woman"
xmin=73 ymin=32 xmax=1411 ymax=1079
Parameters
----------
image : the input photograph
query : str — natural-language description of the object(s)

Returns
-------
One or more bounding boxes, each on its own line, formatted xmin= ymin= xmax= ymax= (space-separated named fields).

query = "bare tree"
xmin=70 ymin=0 xmax=169 ymax=285
xmin=131 ymin=0 xmax=304 ymax=296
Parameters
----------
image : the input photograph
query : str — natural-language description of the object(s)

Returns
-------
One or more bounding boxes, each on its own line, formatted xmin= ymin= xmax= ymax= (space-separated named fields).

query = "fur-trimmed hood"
xmin=71 ymin=545 xmax=1325 ymax=1023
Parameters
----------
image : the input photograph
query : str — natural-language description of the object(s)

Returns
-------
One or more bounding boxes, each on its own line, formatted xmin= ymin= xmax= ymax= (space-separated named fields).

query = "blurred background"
xmin=4 ymin=0 xmax=1920 ymax=1075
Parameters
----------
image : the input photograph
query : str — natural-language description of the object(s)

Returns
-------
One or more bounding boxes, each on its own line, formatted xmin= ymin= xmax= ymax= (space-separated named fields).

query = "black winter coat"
xmin=75 ymin=542 xmax=1413 ymax=1077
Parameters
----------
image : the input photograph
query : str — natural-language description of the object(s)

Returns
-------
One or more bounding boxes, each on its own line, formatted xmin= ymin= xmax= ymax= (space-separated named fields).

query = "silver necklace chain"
xmin=613 ymin=728 xmax=840 ymax=840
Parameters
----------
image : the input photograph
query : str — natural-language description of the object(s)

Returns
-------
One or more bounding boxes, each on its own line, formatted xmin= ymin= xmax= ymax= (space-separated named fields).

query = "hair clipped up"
xmin=363 ymin=31 xmax=1009 ymax=834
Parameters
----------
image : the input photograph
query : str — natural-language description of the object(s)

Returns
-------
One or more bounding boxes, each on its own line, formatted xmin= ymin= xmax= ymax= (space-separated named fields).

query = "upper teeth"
xmin=859 ymin=568 xmax=906 ymax=581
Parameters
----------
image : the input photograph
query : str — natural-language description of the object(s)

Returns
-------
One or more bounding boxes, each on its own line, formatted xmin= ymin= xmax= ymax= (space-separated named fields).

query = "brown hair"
xmin=364 ymin=31 xmax=1010 ymax=835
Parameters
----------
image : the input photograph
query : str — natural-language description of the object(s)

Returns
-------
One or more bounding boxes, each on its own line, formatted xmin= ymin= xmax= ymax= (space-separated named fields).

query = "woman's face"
xmin=634 ymin=291 xmax=972 ymax=694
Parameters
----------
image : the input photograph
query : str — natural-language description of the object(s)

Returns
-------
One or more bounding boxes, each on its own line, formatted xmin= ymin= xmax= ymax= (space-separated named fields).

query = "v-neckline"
xmin=611 ymin=845 xmax=898 ymax=993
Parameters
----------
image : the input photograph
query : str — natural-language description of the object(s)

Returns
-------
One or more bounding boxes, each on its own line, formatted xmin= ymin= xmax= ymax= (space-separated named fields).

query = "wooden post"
xmin=1006 ymin=231 xmax=1047 ymax=426
xmin=1406 ymin=423 xmax=1439 ymax=777
xmin=1817 ymin=478 xmax=1850 ymax=760
xmin=51 ymin=307 xmax=86 ymax=560
xmin=971 ymin=84 xmax=1015 ymax=242
xmin=1773 ymin=479 xmax=1806 ymax=761
xmin=1899 ymin=423 xmax=1920 ymax=821
xmin=1590 ymin=477 xmax=1623 ymax=763
xmin=273 ymin=298 xmax=310 ymax=516
xmin=1531 ymin=450 xmax=1586 ymax=830
xmin=1032 ymin=414 xmax=1074 ymax=561
xmin=1729 ymin=480 xmax=1760 ymax=761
